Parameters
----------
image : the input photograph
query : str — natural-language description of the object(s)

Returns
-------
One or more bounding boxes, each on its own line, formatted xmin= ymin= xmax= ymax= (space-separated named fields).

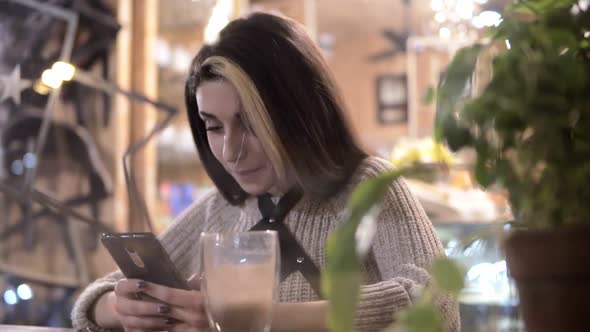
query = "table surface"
xmin=0 ymin=325 xmax=74 ymax=332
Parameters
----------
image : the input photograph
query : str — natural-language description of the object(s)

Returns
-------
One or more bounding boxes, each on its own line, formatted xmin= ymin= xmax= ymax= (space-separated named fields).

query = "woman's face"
xmin=196 ymin=79 xmax=283 ymax=196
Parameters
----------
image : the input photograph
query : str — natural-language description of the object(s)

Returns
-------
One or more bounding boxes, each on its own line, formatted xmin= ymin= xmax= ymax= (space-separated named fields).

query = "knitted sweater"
xmin=71 ymin=157 xmax=459 ymax=331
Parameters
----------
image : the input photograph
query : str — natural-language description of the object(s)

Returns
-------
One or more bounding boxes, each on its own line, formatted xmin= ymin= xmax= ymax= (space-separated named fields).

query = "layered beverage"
xmin=201 ymin=231 xmax=279 ymax=332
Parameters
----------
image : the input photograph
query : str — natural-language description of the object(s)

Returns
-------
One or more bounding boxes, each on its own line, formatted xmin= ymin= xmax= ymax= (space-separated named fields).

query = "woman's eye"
xmin=205 ymin=126 xmax=223 ymax=132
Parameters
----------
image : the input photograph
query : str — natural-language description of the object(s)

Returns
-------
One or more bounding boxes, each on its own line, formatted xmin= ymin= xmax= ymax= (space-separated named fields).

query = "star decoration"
xmin=0 ymin=65 xmax=32 ymax=105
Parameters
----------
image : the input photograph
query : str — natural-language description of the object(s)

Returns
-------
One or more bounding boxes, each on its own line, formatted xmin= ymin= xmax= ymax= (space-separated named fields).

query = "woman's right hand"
xmin=98 ymin=279 xmax=175 ymax=332
xmin=95 ymin=276 xmax=209 ymax=332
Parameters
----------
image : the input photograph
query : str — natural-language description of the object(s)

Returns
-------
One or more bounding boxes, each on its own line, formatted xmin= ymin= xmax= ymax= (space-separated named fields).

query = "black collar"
xmin=257 ymin=187 xmax=303 ymax=221
xmin=250 ymin=187 xmax=323 ymax=298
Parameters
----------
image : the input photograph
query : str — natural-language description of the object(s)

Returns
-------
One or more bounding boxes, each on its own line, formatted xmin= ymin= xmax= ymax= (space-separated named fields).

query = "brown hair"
xmin=185 ymin=13 xmax=366 ymax=205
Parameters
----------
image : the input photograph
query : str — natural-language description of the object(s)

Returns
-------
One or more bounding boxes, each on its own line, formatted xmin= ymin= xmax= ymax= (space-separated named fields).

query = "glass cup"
xmin=200 ymin=231 xmax=280 ymax=332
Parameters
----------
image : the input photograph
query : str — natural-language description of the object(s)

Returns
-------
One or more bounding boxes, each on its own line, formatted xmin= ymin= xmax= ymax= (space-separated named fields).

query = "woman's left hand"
xmin=138 ymin=274 xmax=210 ymax=331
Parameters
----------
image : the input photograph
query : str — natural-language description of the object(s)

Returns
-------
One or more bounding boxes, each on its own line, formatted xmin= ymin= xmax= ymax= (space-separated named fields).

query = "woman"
xmin=72 ymin=13 xmax=458 ymax=332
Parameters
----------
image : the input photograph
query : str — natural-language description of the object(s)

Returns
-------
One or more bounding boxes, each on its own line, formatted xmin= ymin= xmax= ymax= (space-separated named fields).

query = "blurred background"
xmin=0 ymin=0 xmax=518 ymax=330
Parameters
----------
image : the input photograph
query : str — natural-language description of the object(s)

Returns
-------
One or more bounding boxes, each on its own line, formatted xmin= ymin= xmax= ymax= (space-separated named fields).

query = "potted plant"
xmin=323 ymin=1 xmax=590 ymax=331
xmin=435 ymin=0 xmax=590 ymax=331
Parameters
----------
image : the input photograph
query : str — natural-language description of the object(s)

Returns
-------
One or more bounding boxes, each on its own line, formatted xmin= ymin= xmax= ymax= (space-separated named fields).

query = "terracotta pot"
xmin=504 ymin=226 xmax=590 ymax=332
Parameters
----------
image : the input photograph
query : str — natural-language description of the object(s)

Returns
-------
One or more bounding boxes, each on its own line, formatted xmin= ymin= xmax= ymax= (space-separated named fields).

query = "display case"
xmin=434 ymin=222 xmax=524 ymax=332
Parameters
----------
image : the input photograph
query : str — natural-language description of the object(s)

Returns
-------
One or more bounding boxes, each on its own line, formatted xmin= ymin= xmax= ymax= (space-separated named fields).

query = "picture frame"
xmin=376 ymin=74 xmax=408 ymax=125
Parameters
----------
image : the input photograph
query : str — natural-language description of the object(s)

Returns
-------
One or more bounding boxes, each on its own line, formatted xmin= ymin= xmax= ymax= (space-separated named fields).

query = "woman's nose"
xmin=222 ymin=129 xmax=246 ymax=165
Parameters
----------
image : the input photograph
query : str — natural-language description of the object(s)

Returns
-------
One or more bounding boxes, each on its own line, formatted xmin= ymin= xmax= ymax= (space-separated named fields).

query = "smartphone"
xmin=101 ymin=232 xmax=190 ymax=290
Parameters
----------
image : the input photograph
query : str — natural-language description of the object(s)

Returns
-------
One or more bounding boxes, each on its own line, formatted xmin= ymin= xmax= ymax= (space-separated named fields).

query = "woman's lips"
xmin=234 ymin=167 xmax=263 ymax=177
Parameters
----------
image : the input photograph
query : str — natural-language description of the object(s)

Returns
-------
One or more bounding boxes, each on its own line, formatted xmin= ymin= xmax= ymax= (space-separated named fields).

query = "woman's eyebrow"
xmin=199 ymin=111 xmax=217 ymax=119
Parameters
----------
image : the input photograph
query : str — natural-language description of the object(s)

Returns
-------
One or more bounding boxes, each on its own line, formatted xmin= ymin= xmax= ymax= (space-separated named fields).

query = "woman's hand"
xmin=112 ymin=274 xmax=209 ymax=332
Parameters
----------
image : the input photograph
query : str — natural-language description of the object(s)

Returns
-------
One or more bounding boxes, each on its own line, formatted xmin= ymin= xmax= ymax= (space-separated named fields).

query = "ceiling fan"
xmin=366 ymin=0 xmax=412 ymax=63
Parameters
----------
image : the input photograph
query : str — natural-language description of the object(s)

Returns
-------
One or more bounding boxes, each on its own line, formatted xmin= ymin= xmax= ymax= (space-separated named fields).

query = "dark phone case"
xmin=101 ymin=232 xmax=190 ymax=290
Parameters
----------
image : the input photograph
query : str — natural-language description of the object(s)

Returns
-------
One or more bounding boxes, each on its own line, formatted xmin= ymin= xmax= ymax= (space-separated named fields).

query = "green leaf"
xmin=322 ymin=269 xmax=361 ymax=332
xmin=435 ymin=44 xmax=483 ymax=144
xmin=475 ymin=154 xmax=495 ymax=188
xmin=398 ymin=303 xmax=444 ymax=332
xmin=430 ymin=258 xmax=466 ymax=296
xmin=519 ymin=0 xmax=576 ymax=15
xmin=438 ymin=45 xmax=483 ymax=100
xmin=443 ymin=122 xmax=473 ymax=152
xmin=423 ymin=86 xmax=436 ymax=105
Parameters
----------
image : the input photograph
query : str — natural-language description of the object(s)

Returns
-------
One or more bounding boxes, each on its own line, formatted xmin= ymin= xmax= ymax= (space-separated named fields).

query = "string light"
xmin=33 ymin=79 xmax=52 ymax=95
xmin=40 ymin=61 xmax=76 ymax=89
xmin=439 ymin=27 xmax=452 ymax=39
xmin=472 ymin=11 xmax=503 ymax=28
xmin=41 ymin=69 xmax=62 ymax=89
xmin=52 ymin=61 xmax=75 ymax=81
xmin=16 ymin=284 xmax=33 ymax=300
xmin=429 ymin=0 xmax=502 ymax=40
xmin=3 ymin=289 xmax=18 ymax=305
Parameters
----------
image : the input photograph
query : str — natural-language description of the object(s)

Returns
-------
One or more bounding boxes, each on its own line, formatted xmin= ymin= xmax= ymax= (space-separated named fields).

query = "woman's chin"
xmin=238 ymin=182 xmax=270 ymax=196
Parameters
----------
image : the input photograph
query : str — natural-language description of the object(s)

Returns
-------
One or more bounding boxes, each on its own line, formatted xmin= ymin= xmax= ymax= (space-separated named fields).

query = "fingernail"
xmin=165 ymin=317 xmax=176 ymax=325
xmin=137 ymin=280 xmax=147 ymax=289
xmin=159 ymin=305 xmax=171 ymax=314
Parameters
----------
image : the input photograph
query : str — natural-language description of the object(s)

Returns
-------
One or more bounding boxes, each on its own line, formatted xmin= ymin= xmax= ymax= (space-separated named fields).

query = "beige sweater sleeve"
xmin=70 ymin=190 xmax=218 ymax=331
xmin=354 ymin=171 xmax=460 ymax=331
xmin=70 ymin=270 xmax=124 ymax=332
